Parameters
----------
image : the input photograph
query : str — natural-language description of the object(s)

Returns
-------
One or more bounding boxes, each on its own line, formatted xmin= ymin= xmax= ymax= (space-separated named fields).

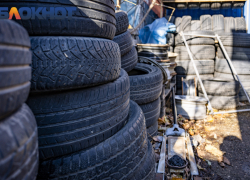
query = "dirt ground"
xmin=187 ymin=103 xmax=250 ymax=180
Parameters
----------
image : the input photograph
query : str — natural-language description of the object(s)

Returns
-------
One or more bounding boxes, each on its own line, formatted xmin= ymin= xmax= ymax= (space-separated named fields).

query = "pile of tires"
xmin=173 ymin=15 xmax=215 ymax=95
xmin=198 ymin=78 xmax=240 ymax=109
xmin=0 ymin=20 xmax=38 ymax=179
xmin=1 ymin=1 xmax=155 ymax=179
xmin=214 ymin=16 xmax=250 ymax=102
xmin=113 ymin=11 xmax=138 ymax=73
xmin=128 ymin=63 xmax=163 ymax=138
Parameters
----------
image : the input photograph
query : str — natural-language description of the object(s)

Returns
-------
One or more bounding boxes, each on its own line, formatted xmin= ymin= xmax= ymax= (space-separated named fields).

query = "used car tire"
xmin=180 ymin=16 xmax=191 ymax=32
xmin=175 ymin=60 xmax=215 ymax=75
xmin=115 ymin=10 xmax=129 ymax=35
xmin=175 ymin=17 xmax=182 ymax=33
xmin=217 ymin=32 xmax=250 ymax=47
xmin=147 ymin=121 xmax=158 ymax=139
xmin=129 ymin=63 xmax=163 ymax=104
xmin=0 ymin=20 xmax=31 ymax=120
xmin=113 ymin=30 xmax=133 ymax=56
xmin=217 ymin=47 xmax=250 ymax=61
xmin=175 ymin=45 xmax=215 ymax=61
xmin=27 ymin=69 xmax=130 ymax=160
xmin=2 ymin=1 xmax=116 ymax=39
xmin=224 ymin=17 xmax=236 ymax=33
xmin=200 ymin=15 xmax=212 ymax=30
xmin=176 ymin=74 xmax=214 ymax=89
xmin=198 ymin=78 xmax=240 ymax=96
xmin=0 ymin=104 xmax=38 ymax=180
xmin=121 ymin=47 xmax=138 ymax=72
xmin=199 ymin=93 xmax=239 ymax=110
xmin=235 ymin=17 xmax=247 ymax=33
xmin=215 ymin=58 xmax=250 ymax=75
xmin=139 ymin=98 xmax=160 ymax=128
xmin=30 ymin=36 xmax=121 ymax=92
xmin=212 ymin=14 xmax=225 ymax=32
xmin=175 ymin=30 xmax=215 ymax=46
xmin=191 ymin=20 xmax=201 ymax=30
xmin=214 ymin=71 xmax=250 ymax=86
xmin=37 ymin=100 xmax=156 ymax=180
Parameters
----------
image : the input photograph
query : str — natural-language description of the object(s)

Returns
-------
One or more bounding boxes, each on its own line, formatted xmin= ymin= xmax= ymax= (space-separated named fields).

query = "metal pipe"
xmin=214 ymin=109 xmax=250 ymax=115
xmin=180 ymin=31 xmax=214 ymax=114
xmin=172 ymin=88 xmax=177 ymax=124
xmin=216 ymin=34 xmax=250 ymax=104
xmin=182 ymin=33 xmax=216 ymax=38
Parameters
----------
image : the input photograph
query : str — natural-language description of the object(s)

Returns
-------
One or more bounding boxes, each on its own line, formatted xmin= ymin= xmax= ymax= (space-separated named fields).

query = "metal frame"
xmin=180 ymin=32 xmax=250 ymax=115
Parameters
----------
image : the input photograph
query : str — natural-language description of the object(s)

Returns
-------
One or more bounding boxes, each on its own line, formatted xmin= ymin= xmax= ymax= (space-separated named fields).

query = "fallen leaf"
xmin=205 ymin=145 xmax=225 ymax=157
xmin=204 ymin=126 xmax=216 ymax=132
xmin=223 ymin=156 xmax=231 ymax=165
xmin=183 ymin=123 xmax=190 ymax=130
xmin=188 ymin=129 xmax=194 ymax=136
xmin=206 ymin=160 xmax=212 ymax=166
xmin=218 ymin=161 xmax=225 ymax=168
xmin=207 ymin=116 xmax=214 ymax=123
xmin=197 ymin=164 xmax=204 ymax=170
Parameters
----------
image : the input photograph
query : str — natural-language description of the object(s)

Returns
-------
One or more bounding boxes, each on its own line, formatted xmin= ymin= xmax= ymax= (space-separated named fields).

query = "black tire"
xmin=198 ymin=78 xmax=240 ymax=96
xmin=174 ymin=45 xmax=215 ymax=61
xmin=199 ymin=93 xmax=239 ymax=110
xmin=217 ymin=32 xmax=250 ymax=47
xmin=37 ymin=100 xmax=155 ymax=179
xmin=177 ymin=3 xmax=187 ymax=9
xmin=129 ymin=63 xmax=163 ymax=104
xmin=215 ymin=58 xmax=250 ymax=75
xmin=175 ymin=17 xmax=182 ymax=33
xmin=188 ymin=3 xmax=199 ymax=9
xmin=235 ymin=17 xmax=247 ymax=33
xmin=2 ymin=1 xmax=116 ymax=39
xmin=191 ymin=20 xmax=201 ymax=30
xmin=211 ymin=3 xmax=221 ymax=10
xmin=176 ymin=74 xmax=214 ymax=89
xmin=113 ymin=30 xmax=133 ymax=56
xmin=30 ymin=36 xmax=121 ymax=92
xmin=0 ymin=104 xmax=38 ymax=180
xmin=221 ymin=2 xmax=232 ymax=9
xmin=200 ymin=15 xmax=212 ymax=30
xmin=224 ymin=17 xmax=236 ymax=33
xmin=139 ymin=98 xmax=160 ymax=128
xmin=212 ymin=14 xmax=225 ymax=32
xmin=175 ymin=60 xmax=215 ymax=75
xmin=217 ymin=47 xmax=250 ymax=61
xmin=180 ymin=16 xmax=191 ymax=32
xmin=175 ymin=30 xmax=215 ymax=46
xmin=0 ymin=20 xmax=31 ymax=120
xmin=200 ymin=3 xmax=211 ymax=9
xmin=115 ymin=10 xmax=129 ymax=35
xmin=147 ymin=121 xmax=158 ymax=139
xmin=138 ymin=51 xmax=168 ymax=61
xmin=27 ymin=69 xmax=130 ymax=160
xmin=122 ymin=47 xmax=138 ymax=73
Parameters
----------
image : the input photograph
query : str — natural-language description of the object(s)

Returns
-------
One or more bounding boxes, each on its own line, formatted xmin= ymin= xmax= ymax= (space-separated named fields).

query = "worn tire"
xmin=176 ymin=74 xmax=214 ymax=89
xmin=129 ymin=63 xmax=163 ymax=104
xmin=122 ymin=47 xmax=138 ymax=73
xmin=212 ymin=14 xmax=225 ymax=32
xmin=235 ymin=17 xmax=247 ymax=33
xmin=224 ymin=17 xmax=236 ymax=33
xmin=27 ymin=69 xmax=130 ymax=160
xmin=113 ymin=30 xmax=133 ymax=56
xmin=200 ymin=15 xmax=212 ymax=30
xmin=198 ymin=78 xmax=240 ymax=96
xmin=139 ymin=98 xmax=160 ymax=128
xmin=37 ymin=100 xmax=155 ymax=179
xmin=191 ymin=20 xmax=201 ymax=30
xmin=175 ymin=17 xmax=182 ymax=33
xmin=175 ymin=31 xmax=215 ymax=46
xmin=30 ymin=36 xmax=121 ymax=92
xmin=217 ymin=32 xmax=250 ymax=47
xmin=0 ymin=104 xmax=38 ymax=180
xmin=2 ymin=1 xmax=116 ymax=39
xmin=217 ymin=47 xmax=250 ymax=61
xmin=167 ymin=33 xmax=175 ymax=46
xmin=175 ymin=60 xmax=214 ymax=75
xmin=138 ymin=51 xmax=168 ymax=61
xmin=215 ymin=58 xmax=250 ymax=75
xmin=147 ymin=121 xmax=158 ymax=139
xmin=174 ymin=45 xmax=215 ymax=61
xmin=115 ymin=10 xmax=129 ymax=35
xmin=0 ymin=20 xmax=31 ymax=120
xmin=199 ymin=93 xmax=239 ymax=110
xmin=180 ymin=16 xmax=191 ymax=32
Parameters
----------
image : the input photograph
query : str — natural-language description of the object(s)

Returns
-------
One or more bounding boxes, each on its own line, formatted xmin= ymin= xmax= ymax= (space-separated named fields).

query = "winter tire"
xmin=115 ymin=10 xmax=129 ymax=35
xmin=113 ymin=30 xmax=133 ymax=56
xmin=27 ymin=69 xmax=130 ymax=160
xmin=122 ymin=47 xmax=138 ymax=72
xmin=147 ymin=121 xmax=158 ymax=139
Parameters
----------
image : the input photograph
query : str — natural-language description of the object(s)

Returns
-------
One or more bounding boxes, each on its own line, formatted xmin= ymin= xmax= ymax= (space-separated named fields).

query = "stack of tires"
xmin=2 ymin=1 xmax=155 ymax=179
xmin=128 ymin=63 xmax=163 ymax=138
xmin=0 ymin=20 xmax=38 ymax=179
xmin=214 ymin=17 xmax=250 ymax=102
xmin=174 ymin=15 xmax=215 ymax=95
xmin=113 ymin=11 xmax=138 ymax=72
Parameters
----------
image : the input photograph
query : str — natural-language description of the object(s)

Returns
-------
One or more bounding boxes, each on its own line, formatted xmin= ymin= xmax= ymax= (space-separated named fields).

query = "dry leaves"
xmin=223 ymin=157 xmax=231 ymax=165
xmin=205 ymin=145 xmax=225 ymax=157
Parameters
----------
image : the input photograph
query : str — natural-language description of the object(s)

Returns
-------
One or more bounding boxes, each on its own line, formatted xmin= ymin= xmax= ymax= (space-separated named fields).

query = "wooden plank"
xmin=163 ymin=0 xmax=246 ymax=2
